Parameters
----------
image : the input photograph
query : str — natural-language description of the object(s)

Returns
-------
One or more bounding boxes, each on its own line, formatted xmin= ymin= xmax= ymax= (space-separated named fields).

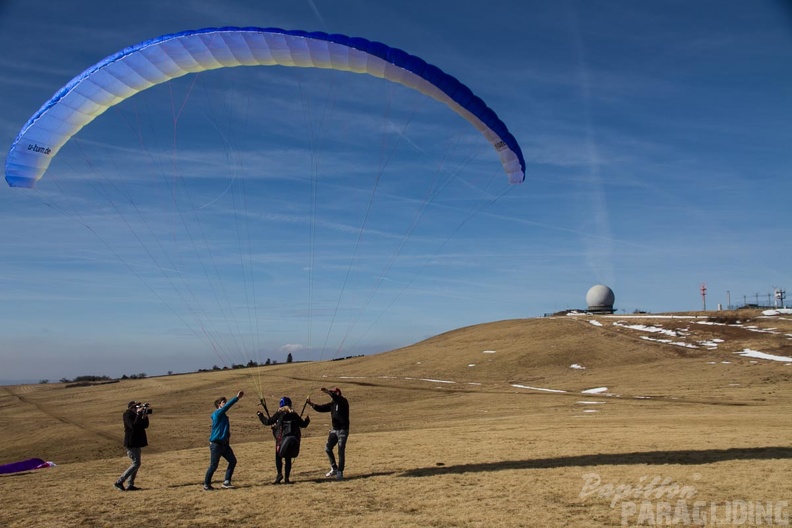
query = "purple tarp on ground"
xmin=0 ymin=458 xmax=51 ymax=474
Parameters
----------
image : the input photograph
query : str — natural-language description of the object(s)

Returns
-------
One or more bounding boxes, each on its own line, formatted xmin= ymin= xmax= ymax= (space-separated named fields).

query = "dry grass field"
xmin=2 ymin=310 xmax=791 ymax=527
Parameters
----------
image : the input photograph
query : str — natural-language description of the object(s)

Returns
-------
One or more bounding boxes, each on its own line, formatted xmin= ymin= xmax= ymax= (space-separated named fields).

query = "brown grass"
xmin=1 ymin=310 xmax=791 ymax=527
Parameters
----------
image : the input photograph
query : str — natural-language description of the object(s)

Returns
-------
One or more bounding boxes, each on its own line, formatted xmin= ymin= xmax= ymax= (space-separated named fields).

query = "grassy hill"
xmin=2 ymin=310 xmax=791 ymax=527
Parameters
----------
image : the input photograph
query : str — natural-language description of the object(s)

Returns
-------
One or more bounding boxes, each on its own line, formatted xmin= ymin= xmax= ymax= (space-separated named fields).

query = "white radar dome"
xmin=586 ymin=284 xmax=615 ymax=313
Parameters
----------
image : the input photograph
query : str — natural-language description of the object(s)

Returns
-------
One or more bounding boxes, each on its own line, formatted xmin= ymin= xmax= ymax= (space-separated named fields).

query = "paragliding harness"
xmin=275 ymin=412 xmax=302 ymax=459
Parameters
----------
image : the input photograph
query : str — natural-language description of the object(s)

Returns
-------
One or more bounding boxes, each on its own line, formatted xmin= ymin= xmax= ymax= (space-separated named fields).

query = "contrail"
xmin=564 ymin=2 xmax=614 ymax=287
xmin=306 ymin=0 xmax=328 ymax=31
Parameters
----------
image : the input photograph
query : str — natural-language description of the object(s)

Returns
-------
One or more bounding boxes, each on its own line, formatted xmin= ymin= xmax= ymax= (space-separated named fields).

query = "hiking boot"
xmin=126 ymin=485 xmax=141 ymax=491
xmin=221 ymin=481 xmax=234 ymax=489
xmin=284 ymin=478 xmax=292 ymax=484
xmin=203 ymin=485 xmax=215 ymax=491
xmin=335 ymin=470 xmax=344 ymax=481
xmin=113 ymin=481 xmax=125 ymax=491
xmin=325 ymin=468 xmax=337 ymax=477
xmin=273 ymin=475 xmax=283 ymax=485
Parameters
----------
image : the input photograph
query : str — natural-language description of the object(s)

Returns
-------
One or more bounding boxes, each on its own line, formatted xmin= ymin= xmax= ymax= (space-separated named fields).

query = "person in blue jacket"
xmin=203 ymin=390 xmax=244 ymax=491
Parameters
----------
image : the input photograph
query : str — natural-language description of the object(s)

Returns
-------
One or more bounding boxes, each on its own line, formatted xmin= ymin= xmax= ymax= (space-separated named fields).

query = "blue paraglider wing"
xmin=5 ymin=27 xmax=525 ymax=188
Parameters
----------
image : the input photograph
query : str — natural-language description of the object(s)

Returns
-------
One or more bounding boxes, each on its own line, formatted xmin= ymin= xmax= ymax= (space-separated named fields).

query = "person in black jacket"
xmin=306 ymin=387 xmax=349 ymax=480
xmin=114 ymin=400 xmax=150 ymax=491
xmin=257 ymin=397 xmax=310 ymax=484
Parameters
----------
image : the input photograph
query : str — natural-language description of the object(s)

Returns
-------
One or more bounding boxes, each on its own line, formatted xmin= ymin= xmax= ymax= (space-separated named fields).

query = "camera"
xmin=136 ymin=402 xmax=153 ymax=415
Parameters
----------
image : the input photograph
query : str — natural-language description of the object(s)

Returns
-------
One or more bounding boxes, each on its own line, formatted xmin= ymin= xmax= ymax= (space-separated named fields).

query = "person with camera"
xmin=257 ymin=396 xmax=310 ymax=484
xmin=306 ymin=387 xmax=349 ymax=480
xmin=203 ymin=390 xmax=244 ymax=491
xmin=114 ymin=400 xmax=151 ymax=491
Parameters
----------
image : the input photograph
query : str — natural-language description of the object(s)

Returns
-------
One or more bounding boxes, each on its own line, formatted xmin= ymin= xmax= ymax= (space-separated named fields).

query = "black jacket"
xmin=309 ymin=392 xmax=350 ymax=430
xmin=123 ymin=409 xmax=149 ymax=448
xmin=259 ymin=408 xmax=310 ymax=450
xmin=259 ymin=408 xmax=311 ymax=433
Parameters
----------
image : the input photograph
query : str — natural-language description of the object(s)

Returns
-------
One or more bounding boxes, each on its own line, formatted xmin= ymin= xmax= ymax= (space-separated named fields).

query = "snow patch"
xmin=511 ymin=384 xmax=567 ymax=393
xmin=763 ymin=309 xmax=792 ymax=316
xmin=639 ymin=336 xmax=698 ymax=348
xmin=582 ymin=387 xmax=608 ymax=394
xmin=736 ymin=349 xmax=792 ymax=362
xmin=613 ymin=322 xmax=683 ymax=337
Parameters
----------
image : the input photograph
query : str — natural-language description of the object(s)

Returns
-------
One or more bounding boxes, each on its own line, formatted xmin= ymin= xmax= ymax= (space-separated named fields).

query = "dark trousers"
xmin=276 ymin=453 xmax=293 ymax=479
xmin=205 ymin=440 xmax=236 ymax=486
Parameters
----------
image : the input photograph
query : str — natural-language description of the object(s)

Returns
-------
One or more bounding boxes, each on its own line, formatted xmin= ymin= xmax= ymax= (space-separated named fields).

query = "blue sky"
xmin=1 ymin=1 xmax=790 ymax=384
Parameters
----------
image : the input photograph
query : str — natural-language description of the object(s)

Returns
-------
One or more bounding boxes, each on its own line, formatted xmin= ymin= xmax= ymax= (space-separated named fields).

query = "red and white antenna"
xmin=700 ymin=283 xmax=707 ymax=311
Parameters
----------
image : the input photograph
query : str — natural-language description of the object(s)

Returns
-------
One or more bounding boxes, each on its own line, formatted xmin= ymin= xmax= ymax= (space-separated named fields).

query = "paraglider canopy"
xmin=5 ymin=27 xmax=525 ymax=189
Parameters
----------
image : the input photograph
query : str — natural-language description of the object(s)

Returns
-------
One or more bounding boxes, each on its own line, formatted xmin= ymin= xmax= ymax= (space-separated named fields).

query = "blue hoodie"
xmin=209 ymin=396 xmax=239 ymax=442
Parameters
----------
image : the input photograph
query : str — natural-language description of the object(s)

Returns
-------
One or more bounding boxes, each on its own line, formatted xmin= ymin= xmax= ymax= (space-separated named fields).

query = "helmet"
xmin=280 ymin=397 xmax=292 ymax=408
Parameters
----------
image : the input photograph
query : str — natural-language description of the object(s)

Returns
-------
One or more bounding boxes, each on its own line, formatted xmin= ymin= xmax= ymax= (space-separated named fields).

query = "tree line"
xmin=39 ymin=353 xmax=294 ymax=385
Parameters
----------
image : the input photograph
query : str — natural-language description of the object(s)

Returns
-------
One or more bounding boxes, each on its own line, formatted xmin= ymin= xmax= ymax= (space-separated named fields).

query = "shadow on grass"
xmin=165 ymin=481 xmax=276 ymax=490
xmin=0 ymin=471 xmax=38 ymax=478
xmin=158 ymin=448 xmax=792 ymax=486
xmin=299 ymin=471 xmax=398 ymax=484
xmin=400 ymin=447 xmax=792 ymax=477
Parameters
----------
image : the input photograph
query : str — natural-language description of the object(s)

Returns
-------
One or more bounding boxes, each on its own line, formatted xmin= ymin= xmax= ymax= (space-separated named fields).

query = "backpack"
xmin=275 ymin=412 xmax=301 ymax=458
